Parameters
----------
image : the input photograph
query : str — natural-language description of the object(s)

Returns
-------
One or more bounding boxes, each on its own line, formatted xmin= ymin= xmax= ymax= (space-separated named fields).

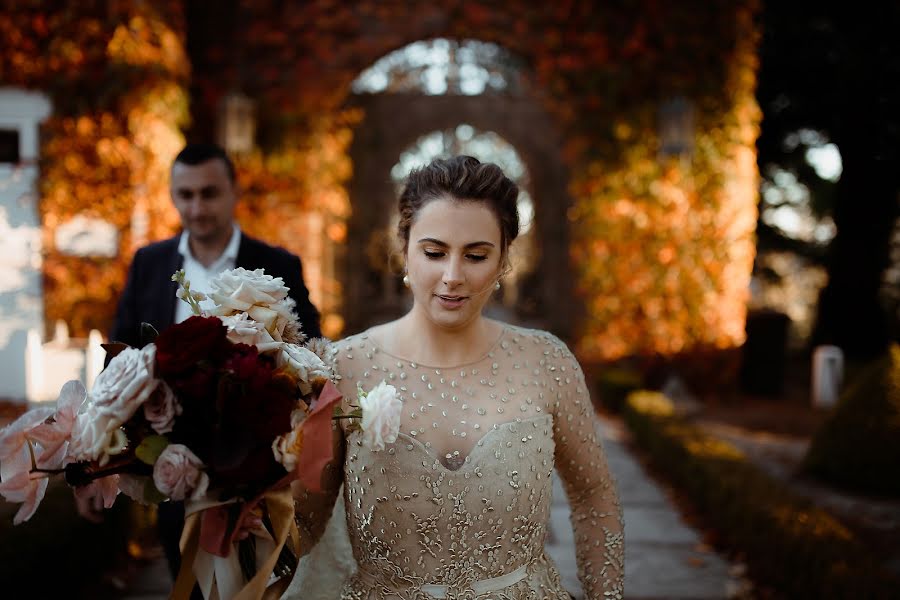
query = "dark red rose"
xmin=155 ymin=316 xmax=231 ymax=377
xmin=204 ymin=348 xmax=297 ymax=493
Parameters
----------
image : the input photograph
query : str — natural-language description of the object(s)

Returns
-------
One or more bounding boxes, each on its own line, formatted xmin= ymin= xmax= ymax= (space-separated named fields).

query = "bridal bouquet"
xmin=0 ymin=267 xmax=401 ymax=600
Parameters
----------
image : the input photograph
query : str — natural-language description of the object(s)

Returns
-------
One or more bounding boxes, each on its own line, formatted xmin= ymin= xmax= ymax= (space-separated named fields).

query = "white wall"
xmin=0 ymin=88 xmax=51 ymax=402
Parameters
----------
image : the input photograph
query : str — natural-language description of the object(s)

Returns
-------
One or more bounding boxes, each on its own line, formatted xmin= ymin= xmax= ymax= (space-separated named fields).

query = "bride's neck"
xmin=393 ymin=311 xmax=499 ymax=367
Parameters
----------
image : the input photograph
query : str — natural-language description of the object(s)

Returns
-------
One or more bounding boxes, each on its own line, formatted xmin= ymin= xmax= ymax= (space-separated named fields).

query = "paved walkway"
xmin=121 ymin=416 xmax=744 ymax=599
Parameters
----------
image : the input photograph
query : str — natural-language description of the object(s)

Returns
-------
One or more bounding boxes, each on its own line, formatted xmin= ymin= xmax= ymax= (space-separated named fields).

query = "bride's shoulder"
xmin=501 ymin=323 xmax=572 ymax=356
xmin=329 ymin=323 xmax=394 ymax=363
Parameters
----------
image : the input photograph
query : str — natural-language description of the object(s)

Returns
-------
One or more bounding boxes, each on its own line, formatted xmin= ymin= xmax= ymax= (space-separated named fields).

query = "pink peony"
xmin=153 ymin=444 xmax=209 ymax=501
xmin=0 ymin=407 xmax=55 ymax=524
xmin=27 ymin=380 xmax=86 ymax=468
xmin=142 ymin=380 xmax=182 ymax=434
xmin=72 ymin=474 xmax=119 ymax=511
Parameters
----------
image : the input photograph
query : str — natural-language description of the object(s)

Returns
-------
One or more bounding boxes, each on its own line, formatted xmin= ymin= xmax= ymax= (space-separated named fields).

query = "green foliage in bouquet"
xmin=804 ymin=345 xmax=900 ymax=496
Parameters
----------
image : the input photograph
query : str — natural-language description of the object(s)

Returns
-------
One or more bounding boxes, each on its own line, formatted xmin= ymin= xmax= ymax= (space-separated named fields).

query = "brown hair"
xmin=397 ymin=155 xmax=520 ymax=256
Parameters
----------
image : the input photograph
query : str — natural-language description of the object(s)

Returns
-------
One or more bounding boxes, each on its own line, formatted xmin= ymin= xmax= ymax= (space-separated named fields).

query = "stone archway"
xmin=342 ymin=92 xmax=577 ymax=338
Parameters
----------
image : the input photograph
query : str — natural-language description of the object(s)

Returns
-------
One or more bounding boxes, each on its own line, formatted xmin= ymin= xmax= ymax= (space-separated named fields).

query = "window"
xmin=0 ymin=129 xmax=20 ymax=164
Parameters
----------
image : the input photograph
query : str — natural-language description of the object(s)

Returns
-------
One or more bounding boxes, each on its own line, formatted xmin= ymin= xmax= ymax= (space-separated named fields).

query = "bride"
xmin=286 ymin=155 xmax=624 ymax=599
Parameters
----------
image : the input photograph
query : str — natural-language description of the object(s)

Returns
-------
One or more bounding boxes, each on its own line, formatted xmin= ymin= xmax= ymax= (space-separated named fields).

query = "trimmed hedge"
xmin=594 ymin=367 xmax=643 ymax=412
xmin=624 ymin=391 xmax=898 ymax=599
xmin=804 ymin=346 xmax=900 ymax=496
xmin=0 ymin=480 xmax=136 ymax=596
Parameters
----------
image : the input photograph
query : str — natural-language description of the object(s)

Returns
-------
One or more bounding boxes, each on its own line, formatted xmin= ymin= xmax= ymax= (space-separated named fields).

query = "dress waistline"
xmin=355 ymin=563 xmax=530 ymax=599
xmin=421 ymin=564 xmax=528 ymax=598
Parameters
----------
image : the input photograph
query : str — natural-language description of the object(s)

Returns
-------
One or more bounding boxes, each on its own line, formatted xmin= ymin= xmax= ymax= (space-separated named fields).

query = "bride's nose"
xmin=442 ymin=256 xmax=464 ymax=287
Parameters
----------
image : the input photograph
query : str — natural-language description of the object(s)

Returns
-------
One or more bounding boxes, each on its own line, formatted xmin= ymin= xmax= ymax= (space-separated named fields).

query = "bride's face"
xmin=406 ymin=197 xmax=503 ymax=330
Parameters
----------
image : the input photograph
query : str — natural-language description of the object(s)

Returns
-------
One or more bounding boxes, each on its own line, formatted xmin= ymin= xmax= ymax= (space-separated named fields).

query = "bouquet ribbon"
xmin=171 ymin=488 xmax=298 ymax=600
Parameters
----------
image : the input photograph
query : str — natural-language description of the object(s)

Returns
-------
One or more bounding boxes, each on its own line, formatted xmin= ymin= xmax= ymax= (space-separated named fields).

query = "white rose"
xmin=219 ymin=312 xmax=282 ymax=353
xmin=278 ymin=344 xmax=332 ymax=394
xmin=91 ymin=345 xmax=159 ymax=427
xmin=208 ymin=268 xmax=290 ymax=316
xmin=358 ymin=381 xmax=402 ymax=452
xmin=152 ymin=444 xmax=209 ymax=501
xmin=67 ymin=404 xmax=126 ymax=467
xmin=272 ymin=428 xmax=303 ymax=472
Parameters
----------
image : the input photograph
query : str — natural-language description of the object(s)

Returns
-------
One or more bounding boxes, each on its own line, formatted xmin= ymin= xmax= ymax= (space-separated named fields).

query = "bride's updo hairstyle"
xmin=398 ymin=155 xmax=520 ymax=256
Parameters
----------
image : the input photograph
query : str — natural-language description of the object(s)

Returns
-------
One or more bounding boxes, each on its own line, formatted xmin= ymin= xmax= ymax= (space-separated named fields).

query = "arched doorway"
xmin=341 ymin=39 xmax=577 ymax=337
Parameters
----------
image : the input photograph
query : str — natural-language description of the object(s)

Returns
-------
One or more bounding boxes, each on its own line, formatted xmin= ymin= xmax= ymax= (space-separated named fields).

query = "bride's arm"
xmin=290 ymin=420 xmax=345 ymax=555
xmin=550 ymin=339 xmax=625 ymax=599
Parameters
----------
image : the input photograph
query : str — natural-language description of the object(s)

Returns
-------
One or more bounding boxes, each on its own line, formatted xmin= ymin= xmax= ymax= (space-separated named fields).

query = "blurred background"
xmin=0 ymin=1 xmax=898 ymax=598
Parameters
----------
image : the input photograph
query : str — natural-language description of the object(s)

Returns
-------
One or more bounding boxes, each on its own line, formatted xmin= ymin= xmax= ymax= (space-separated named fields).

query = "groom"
xmin=109 ymin=142 xmax=322 ymax=582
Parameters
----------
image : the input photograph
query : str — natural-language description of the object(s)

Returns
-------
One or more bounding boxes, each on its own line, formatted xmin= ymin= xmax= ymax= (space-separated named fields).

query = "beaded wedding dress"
xmin=286 ymin=324 xmax=624 ymax=600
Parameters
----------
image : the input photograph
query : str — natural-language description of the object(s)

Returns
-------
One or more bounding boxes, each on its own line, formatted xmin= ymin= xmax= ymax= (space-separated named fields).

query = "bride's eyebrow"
xmin=417 ymin=237 xmax=495 ymax=249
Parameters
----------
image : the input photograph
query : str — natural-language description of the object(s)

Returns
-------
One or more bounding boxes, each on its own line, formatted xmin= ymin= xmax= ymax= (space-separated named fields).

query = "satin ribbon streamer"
xmin=171 ymin=488 xmax=298 ymax=600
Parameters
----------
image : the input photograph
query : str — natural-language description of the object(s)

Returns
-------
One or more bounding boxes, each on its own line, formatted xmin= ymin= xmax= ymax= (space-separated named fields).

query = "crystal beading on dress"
xmin=290 ymin=155 xmax=624 ymax=599
xmin=291 ymin=324 xmax=624 ymax=599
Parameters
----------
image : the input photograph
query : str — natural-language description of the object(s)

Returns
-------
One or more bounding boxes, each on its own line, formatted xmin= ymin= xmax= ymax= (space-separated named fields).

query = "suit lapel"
xmin=235 ymin=232 xmax=256 ymax=269
xmin=162 ymin=239 xmax=184 ymax=329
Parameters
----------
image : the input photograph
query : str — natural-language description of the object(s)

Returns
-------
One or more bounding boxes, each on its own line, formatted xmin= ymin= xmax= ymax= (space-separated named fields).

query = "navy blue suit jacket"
xmin=110 ymin=233 xmax=322 ymax=346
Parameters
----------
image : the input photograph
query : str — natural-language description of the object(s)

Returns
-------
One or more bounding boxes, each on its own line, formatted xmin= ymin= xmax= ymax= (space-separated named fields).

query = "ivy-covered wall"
xmin=206 ymin=0 xmax=761 ymax=361
xmin=0 ymin=0 xmax=189 ymax=336
xmin=2 ymin=0 xmax=761 ymax=366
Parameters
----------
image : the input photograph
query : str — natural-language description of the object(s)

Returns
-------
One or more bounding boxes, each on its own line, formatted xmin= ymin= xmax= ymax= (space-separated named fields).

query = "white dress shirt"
xmin=174 ymin=224 xmax=241 ymax=324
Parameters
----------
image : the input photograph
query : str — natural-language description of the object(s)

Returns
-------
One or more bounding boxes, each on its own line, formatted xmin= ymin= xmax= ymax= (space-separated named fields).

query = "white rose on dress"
xmin=152 ymin=444 xmax=209 ymax=501
xmin=358 ymin=381 xmax=402 ymax=452
xmin=219 ymin=312 xmax=282 ymax=353
xmin=207 ymin=268 xmax=290 ymax=316
xmin=91 ymin=345 xmax=159 ymax=427
xmin=278 ymin=344 xmax=332 ymax=394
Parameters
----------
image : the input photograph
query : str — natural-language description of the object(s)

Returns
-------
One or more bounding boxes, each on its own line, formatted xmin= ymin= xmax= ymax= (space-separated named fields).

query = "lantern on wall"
xmin=658 ymin=96 xmax=695 ymax=162
xmin=217 ymin=91 xmax=256 ymax=154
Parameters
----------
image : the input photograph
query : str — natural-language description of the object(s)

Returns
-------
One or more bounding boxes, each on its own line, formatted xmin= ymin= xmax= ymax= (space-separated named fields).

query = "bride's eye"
xmin=466 ymin=254 xmax=488 ymax=262
xmin=424 ymin=250 xmax=445 ymax=259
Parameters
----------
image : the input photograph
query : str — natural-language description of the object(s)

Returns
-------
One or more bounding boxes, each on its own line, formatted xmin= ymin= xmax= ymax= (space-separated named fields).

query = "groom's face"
xmin=406 ymin=197 xmax=503 ymax=331
xmin=170 ymin=158 xmax=238 ymax=245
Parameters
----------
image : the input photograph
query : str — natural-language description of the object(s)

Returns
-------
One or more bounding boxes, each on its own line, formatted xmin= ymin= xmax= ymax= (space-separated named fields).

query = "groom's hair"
xmin=173 ymin=143 xmax=236 ymax=184
xmin=398 ymin=155 xmax=520 ymax=254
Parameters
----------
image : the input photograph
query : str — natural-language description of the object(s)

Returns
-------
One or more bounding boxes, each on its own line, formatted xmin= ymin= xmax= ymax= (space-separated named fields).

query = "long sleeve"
xmin=285 ymin=254 xmax=322 ymax=340
xmin=291 ymin=340 xmax=345 ymax=554
xmin=291 ymin=418 xmax=345 ymax=555
xmin=551 ymin=342 xmax=625 ymax=599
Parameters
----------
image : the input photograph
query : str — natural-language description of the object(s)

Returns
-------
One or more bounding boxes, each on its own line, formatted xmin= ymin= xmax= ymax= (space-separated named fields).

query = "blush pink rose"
xmin=142 ymin=381 xmax=182 ymax=434
xmin=153 ymin=444 xmax=209 ymax=501
xmin=91 ymin=345 xmax=159 ymax=427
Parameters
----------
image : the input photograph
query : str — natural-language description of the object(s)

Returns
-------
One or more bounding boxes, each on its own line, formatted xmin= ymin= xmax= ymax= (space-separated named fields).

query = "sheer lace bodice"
xmin=294 ymin=324 xmax=624 ymax=599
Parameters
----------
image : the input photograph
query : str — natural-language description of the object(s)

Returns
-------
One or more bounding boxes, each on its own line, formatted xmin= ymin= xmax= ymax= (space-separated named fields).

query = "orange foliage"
xmin=218 ymin=0 xmax=760 ymax=361
xmin=1 ymin=0 xmax=189 ymax=337
xmin=2 ymin=0 xmax=761 ymax=365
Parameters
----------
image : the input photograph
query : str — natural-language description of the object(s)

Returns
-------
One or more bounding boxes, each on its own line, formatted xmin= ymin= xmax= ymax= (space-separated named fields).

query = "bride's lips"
xmin=435 ymin=294 xmax=469 ymax=309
